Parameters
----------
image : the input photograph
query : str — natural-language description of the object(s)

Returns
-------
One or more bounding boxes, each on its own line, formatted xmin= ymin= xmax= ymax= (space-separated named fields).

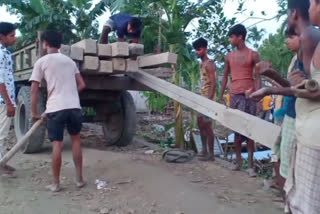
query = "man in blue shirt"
xmin=99 ymin=13 xmax=142 ymax=44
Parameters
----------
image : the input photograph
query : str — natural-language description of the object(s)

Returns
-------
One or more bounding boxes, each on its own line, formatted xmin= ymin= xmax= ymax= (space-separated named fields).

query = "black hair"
xmin=129 ymin=17 xmax=142 ymax=31
xmin=41 ymin=30 xmax=62 ymax=49
xmin=192 ymin=38 xmax=208 ymax=49
xmin=285 ymin=28 xmax=297 ymax=37
xmin=228 ymin=24 xmax=247 ymax=40
xmin=288 ymin=0 xmax=310 ymax=21
xmin=0 ymin=22 xmax=16 ymax=36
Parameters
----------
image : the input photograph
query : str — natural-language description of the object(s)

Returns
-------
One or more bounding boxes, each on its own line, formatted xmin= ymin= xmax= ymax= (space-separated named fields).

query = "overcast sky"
xmin=0 ymin=0 xmax=283 ymax=41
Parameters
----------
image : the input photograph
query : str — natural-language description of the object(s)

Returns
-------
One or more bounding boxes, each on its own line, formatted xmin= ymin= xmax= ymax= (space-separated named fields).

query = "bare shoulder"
xmin=301 ymin=27 xmax=320 ymax=44
xmin=207 ymin=59 xmax=216 ymax=69
xmin=314 ymin=43 xmax=320 ymax=68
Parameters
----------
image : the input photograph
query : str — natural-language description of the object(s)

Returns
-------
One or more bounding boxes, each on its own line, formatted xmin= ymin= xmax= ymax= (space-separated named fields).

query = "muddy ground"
xmin=0 ymin=119 xmax=284 ymax=214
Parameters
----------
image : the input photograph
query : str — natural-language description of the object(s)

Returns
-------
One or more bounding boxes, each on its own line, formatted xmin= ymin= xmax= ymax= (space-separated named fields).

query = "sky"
xmin=0 ymin=0 xmax=283 ymax=41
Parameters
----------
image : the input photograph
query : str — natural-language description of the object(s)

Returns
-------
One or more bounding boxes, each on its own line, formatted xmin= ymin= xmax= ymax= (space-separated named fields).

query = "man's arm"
xmin=219 ymin=55 xmax=230 ymax=102
xmin=0 ymin=83 xmax=15 ymax=117
xmin=250 ymin=87 xmax=294 ymax=102
xmin=252 ymin=51 xmax=261 ymax=90
xmin=75 ymin=73 xmax=86 ymax=92
xmin=99 ymin=26 xmax=111 ymax=44
xmin=206 ymin=61 xmax=217 ymax=100
xmin=30 ymin=81 xmax=40 ymax=120
xmin=256 ymin=61 xmax=290 ymax=87
xmin=300 ymin=31 xmax=319 ymax=77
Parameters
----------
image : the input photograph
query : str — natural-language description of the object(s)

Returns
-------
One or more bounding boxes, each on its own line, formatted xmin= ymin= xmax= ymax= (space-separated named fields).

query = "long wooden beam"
xmin=129 ymin=70 xmax=281 ymax=148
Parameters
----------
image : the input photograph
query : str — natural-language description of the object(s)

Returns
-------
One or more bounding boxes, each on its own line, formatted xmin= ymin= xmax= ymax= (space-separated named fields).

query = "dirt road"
xmin=0 ymin=126 xmax=283 ymax=214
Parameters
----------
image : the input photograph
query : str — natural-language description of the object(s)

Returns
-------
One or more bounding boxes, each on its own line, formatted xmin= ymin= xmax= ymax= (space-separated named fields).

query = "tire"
xmin=102 ymin=91 xmax=137 ymax=147
xmin=14 ymin=86 xmax=46 ymax=153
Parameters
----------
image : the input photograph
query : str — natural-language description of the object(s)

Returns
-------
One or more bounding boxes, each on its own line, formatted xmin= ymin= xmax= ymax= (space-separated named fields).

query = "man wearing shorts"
xmin=30 ymin=30 xmax=86 ymax=192
xmin=99 ymin=12 xmax=142 ymax=44
xmin=219 ymin=24 xmax=261 ymax=176
xmin=193 ymin=38 xmax=216 ymax=161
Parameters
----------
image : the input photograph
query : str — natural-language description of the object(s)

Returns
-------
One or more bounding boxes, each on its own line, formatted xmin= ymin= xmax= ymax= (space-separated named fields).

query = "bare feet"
xmin=231 ymin=163 xmax=241 ymax=171
xmin=197 ymin=151 xmax=207 ymax=157
xmin=247 ymin=168 xmax=257 ymax=177
xmin=75 ymin=180 xmax=86 ymax=188
xmin=198 ymin=155 xmax=215 ymax=162
xmin=0 ymin=166 xmax=17 ymax=178
xmin=46 ymin=184 xmax=61 ymax=192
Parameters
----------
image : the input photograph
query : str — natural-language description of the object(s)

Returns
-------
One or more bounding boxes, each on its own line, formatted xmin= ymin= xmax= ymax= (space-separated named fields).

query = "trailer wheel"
xmin=102 ymin=91 xmax=137 ymax=146
xmin=14 ymin=86 xmax=46 ymax=153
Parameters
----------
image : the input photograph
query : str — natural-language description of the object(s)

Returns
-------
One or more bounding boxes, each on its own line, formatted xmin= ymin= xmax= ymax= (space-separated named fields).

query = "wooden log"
xmin=98 ymin=60 xmax=113 ymax=73
xmin=112 ymin=58 xmax=126 ymax=72
xmin=98 ymin=44 xmax=112 ymax=59
xmin=138 ymin=52 xmax=177 ymax=68
xmin=129 ymin=70 xmax=281 ymax=148
xmin=72 ymin=39 xmax=97 ymax=55
xmin=59 ymin=45 xmax=71 ymax=57
xmin=126 ymin=59 xmax=139 ymax=72
xmin=111 ymin=42 xmax=129 ymax=57
xmin=261 ymin=69 xmax=290 ymax=87
xmin=70 ymin=46 xmax=84 ymax=61
xmin=142 ymin=67 xmax=174 ymax=78
xmin=305 ymin=79 xmax=319 ymax=92
xmin=0 ymin=115 xmax=46 ymax=167
xmin=81 ymin=56 xmax=99 ymax=72
xmin=129 ymin=43 xmax=144 ymax=56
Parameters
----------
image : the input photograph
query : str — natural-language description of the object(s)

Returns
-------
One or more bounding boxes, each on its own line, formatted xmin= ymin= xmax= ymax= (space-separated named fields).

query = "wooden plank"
xmin=72 ymin=39 xmax=97 ymax=55
xmin=129 ymin=43 xmax=144 ymax=56
xmin=111 ymin=42 xmax=129 ymax=57
xmin=81 ymin=56 xmax=99 ymax=72
xmin=129 ymin=70 xmax=281 ymax=148
xmin=138 ymin=52 xmax=177 ymax=68
xmin=70 ymin=46 xmax=84 ymax=61
xmin=31 ymin=48 xmax=37 ymax=65
xmin=126 ymin=59 xmax=139 ymax=72
xmin=59 ymin=45 xmax=71 ymax=57
xmin=98 ymin=60 xmax=113 ymax=73
xmin=98 ymin=44 xmax=112 ymax=59
xmin=142 ymin=67 xmax=174 ymax=78
xmin=112 ymin=58 xmax=126 ymax=72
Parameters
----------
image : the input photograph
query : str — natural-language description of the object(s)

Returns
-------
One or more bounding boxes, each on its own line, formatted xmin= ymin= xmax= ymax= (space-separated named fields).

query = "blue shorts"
xmin=47 ymin=109 xmax=82 ymax=142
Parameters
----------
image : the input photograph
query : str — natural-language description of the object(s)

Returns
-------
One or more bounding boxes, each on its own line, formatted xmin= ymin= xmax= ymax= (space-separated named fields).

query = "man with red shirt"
xmin=219 ymin=24 xmax=261 ymax=177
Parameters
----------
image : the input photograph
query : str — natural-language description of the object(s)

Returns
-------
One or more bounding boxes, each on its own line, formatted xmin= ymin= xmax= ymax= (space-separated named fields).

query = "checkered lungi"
xmin=288 ymin=144 xmax=320 ymax=214
xmin=280 ymin=115 xmax=296 ymax=178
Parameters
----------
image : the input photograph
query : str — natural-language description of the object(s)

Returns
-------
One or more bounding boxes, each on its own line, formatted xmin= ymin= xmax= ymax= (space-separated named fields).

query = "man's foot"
xmin=197 ymin=151 xmax=207 ymax=157
xmin=198 ymin=155 xmax=215 ymax=161
xmin=46 ymin=184 xmax=61 ymax=192
xmin=0 ymin=166 xmax=17 ymax=178
xmin=75 ymin=180 xmax=86 ymax=188
xmin=247 ymin=168 xmax=257 ymax=177
xmin=231 ymin=163 xmax=241 ymax=171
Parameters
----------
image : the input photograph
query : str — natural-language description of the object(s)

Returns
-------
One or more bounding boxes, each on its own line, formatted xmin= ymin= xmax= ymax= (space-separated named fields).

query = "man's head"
xmin=41 ymin=30 xmax=62 ymax=50
xmin=127 ymin=17 xmax=142 ymax=36
xmin=309 ymin=0 xmax=320 ymax=26
xmin=0 ymin=22 xmax=17 ymax=47
xmin=192 ymin=38 xmax=208 ymax=58
xmin=285 ymin=28 xmax=300 ymax=52
xmin=287 ymin=0 xmax=310 ymax=33
xmin=228 ymin=24 xmax=247 ymax=46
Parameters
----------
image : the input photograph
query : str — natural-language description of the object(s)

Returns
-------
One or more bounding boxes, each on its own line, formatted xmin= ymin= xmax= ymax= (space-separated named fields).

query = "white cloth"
xmin=0 ymin=105 xmax=11 ymax=159
xmin=0 ymin=43 xmax=16 ymax=106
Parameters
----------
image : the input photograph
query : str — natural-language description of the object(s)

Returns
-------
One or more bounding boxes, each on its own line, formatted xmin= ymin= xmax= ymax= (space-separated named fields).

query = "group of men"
xmin=1 ymin=0 xmax=320 ymax=212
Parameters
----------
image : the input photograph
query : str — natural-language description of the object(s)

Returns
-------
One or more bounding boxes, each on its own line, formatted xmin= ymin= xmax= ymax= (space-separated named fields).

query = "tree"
xmin=258 ymin=29 xmax=293 ymax=77
xmin=247 ymin=26 xmax=266 ymax=49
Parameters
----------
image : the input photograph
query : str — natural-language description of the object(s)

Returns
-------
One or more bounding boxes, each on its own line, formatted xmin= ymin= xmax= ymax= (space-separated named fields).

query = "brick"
xmin=72 ymin=39 xmax=97 ymax=55
xmin=111 ymin=42 xmax=129 ymax=57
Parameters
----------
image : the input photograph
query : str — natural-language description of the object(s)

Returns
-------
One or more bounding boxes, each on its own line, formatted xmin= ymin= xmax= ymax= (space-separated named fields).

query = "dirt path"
xmin=0 ymin=127 xmax=284 ymax=214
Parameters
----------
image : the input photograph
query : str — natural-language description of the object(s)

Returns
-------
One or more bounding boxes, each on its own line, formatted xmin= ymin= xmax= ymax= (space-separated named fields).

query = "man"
xmin=260 ymin=95 xmax=273 ymax=121
xmin=99 ymin=12 xmax=142 ymax=44
xmin=219 ymin=24 xmax=261 ymax=176
xmin=30 ymin=30 xmax=86 ymax=192
xmin=0 ymin=22 xmax=17 ymax=178
xmin=192 ymin=38 xmax=216 ymax=161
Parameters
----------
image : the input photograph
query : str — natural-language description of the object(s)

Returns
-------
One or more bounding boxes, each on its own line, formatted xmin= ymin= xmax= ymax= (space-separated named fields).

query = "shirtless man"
xmin=192 ymin=38 xmax=216 ymax=161
xmin=219 ymin=24 xmax=261 ymax=177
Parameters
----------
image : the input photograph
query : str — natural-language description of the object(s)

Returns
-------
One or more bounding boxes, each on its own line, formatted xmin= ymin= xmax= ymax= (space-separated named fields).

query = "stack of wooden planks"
xmin=59 ymin=39 xmax=177 ymax=75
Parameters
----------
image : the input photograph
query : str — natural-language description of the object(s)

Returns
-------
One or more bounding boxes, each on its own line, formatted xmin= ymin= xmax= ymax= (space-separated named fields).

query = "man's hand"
xmin=255 ymin=61 xmax=272 ymax=74
xmin=249 ymin=88 xmax=268 ymax=102
xmin=288 ymin=70 xmax=306 ymax=86
xmin=6 ymin=103 xmax=15 ymax=117
xmin=31 ymin=113 xmax=42 ymax=122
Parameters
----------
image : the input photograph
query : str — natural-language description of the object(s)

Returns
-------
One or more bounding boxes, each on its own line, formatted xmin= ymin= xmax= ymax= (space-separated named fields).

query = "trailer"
xmin=12 ymin=35 xmax=176 ymax=153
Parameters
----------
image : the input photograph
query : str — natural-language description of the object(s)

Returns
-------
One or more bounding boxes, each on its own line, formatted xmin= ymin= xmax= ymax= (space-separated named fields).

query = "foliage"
xmin=258 ymin=29 xmax=293 ymax=77
xmin=247 ymin=26 xmax=266 ymax=49
xmin=1 ymin=0 xmax=108 ymax=45
xmin=142 ymin=91 xmax=170 ymax=112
